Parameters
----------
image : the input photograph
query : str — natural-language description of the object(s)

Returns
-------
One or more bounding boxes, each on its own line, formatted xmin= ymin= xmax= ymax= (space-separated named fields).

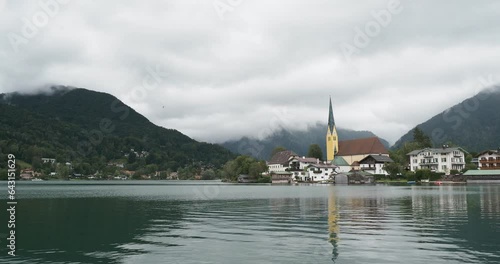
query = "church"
xmin=326 ymin=98 xmax=392 ymax=173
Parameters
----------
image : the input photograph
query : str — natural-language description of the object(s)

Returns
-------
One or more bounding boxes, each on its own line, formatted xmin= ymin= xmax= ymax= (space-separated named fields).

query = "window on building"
xmin=442 ymin=158 xmax=447 ymax=162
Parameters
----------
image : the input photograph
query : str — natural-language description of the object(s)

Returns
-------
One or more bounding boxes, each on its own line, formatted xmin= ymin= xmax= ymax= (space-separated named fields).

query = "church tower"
xmin=326 ymin=97 xmax=339 ymax=162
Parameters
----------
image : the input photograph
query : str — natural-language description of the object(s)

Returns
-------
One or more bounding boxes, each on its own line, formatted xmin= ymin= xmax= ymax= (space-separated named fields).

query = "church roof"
xmin=337 ymin=137 xmax=389 ymax=156
xmin=328 ymin=97 xmax=335 ymax=133
xmin=268 ymin=150 xmax=297 ymax=165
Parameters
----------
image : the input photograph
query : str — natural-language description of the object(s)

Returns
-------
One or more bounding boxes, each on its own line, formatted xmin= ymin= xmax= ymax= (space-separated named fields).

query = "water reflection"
xmin=1 ymin=183 xmax=499 ymax=263
xmin=0 ymin=198 xmax=173 ymax=263
xmin=328 ymin=188 xmax=339 ymax=262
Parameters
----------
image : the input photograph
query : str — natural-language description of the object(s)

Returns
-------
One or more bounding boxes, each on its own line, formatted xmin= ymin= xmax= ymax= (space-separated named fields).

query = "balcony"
xmin=419 ymin=161 xmax=438 ymax=165
xmin=481 ymin=161 xmax=500 ymax=168
xmin=482 ymin=166 xmax=500 ymax=170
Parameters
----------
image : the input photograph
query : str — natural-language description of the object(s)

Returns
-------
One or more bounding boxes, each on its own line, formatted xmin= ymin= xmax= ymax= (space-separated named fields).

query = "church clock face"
xmin=332 ymin=136 xmax=336 ymax=140
xmin=328 ymin=137 xmax=331 ymax=141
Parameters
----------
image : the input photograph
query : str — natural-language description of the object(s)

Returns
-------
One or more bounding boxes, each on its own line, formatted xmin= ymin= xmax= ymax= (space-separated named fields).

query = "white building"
xmin=288 ymin=156 xmax=319 ymax=170
xmin=288 ymin=156 xmax=320 ymax=181
xmin=407 ymin=147 xmax=467 ymax=175
xmin=42 ymin=158 xmax=56 ymax=164
xmin=268 ymin=150 xmax=298 ymax=173
xmin=306 ymin=164 xmax=337 ymax=182
xmin=358 ymin=154 xmax=394 ymax=175
xmin=478 ymin=149 xmax=500 ymax=170
xmin=268 ymin=150 xmax=339 ymax=182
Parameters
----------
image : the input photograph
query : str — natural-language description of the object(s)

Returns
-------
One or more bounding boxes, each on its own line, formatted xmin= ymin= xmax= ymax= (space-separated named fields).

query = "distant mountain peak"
xmin=221 ymin=124 xmax=389 ymax=160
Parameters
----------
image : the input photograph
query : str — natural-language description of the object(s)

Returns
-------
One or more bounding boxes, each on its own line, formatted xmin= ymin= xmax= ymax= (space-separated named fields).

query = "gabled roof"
xmin=359 ymin=154 xmax=394 ymax=164
xmin=337 ymin=137 xmax=389 ymax=156
xmin=308 ymin=163 xmax=337 ymax=169
xmin=348 ymin=170 xmax=373 ymax=176
xmin=478 ymin=149 xmax=500 ymax=156
xmin=332 ymin=156 xmax=349 ymax=166
xmin=289 ymin=156 xmax=318 ymax=163
xmin=268 ymin=150 xmax=297 ymax=165
xmin=407 ymin=147 xmax=468 ymax=156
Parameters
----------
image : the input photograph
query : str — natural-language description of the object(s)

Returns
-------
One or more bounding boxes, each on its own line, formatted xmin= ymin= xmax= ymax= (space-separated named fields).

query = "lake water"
xmin=1 ymin=181 xmax=500 ymax=264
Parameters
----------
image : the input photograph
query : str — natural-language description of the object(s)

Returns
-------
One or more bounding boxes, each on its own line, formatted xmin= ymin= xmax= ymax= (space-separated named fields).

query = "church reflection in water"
xmin=327 ymin=187 xmax=339 ymax=262
xmin=323 ymin=184 xmax=500 ymax=263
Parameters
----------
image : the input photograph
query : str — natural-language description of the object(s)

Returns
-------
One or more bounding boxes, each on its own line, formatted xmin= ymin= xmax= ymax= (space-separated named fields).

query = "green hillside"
xmin=392 ymin=87 xmax=500 ymax=152
xmin=0 ymin=87 xmax=235 ymax=176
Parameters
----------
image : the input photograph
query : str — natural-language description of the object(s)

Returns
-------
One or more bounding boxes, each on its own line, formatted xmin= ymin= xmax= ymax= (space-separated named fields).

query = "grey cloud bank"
xmin=1 ymin=0 xmax=499 ymax=144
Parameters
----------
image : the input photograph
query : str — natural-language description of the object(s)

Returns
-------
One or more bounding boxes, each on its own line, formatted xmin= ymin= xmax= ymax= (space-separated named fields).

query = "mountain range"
xmin=392 ymin=87 xmax=500 ymax=152
xmin=1 ymin=85 xmax=498 ymax=173
xmin=220 ymin=123 xmax=390 ymax=160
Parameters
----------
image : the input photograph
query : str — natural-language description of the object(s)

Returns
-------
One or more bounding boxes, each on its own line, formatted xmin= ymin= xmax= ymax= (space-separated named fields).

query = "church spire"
xmin=326 ymin=97 xmax=339 ymax=162
xmin=328 ymin=96 xmax=335 ymax=133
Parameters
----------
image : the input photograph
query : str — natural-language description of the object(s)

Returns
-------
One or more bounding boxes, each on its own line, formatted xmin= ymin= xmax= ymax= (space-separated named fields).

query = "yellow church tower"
xmin=326 ymin=97 xmax=339 ymax=162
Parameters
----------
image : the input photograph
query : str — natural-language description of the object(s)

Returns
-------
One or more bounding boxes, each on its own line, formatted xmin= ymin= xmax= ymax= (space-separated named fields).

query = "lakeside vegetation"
xmin=0 ymin=154 xmax=269 ymax=182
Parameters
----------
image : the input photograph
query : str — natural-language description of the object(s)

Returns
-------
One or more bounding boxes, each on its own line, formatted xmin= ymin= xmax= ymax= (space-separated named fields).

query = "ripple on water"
xmin=4 ymin=184 xmax=500 ymax=264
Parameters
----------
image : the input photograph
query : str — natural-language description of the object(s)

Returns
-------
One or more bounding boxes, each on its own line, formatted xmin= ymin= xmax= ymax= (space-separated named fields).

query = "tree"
xmin=249 ymin=161 xmax=267 ymax=179
xmin=0 ymin=169 xmax=7 ymax=181
xmin=414 ymin=169 xmax=440 ymax=181
xmin=221 ymin=160 xmax=237 ymax=180
xmin=146 ymin=164 xmax=159 ymax=175
xmin=220 ymin=155 xmax=268 ymax=181
xmin=307 ymin=144 xmax=323 ymax=160
xmin=127 ymin=152 xmax=137 ymax=164
xmin=390 ymin=142 xmax=418 ymax=164
xmin=56 ymin=163 xmax=70 ymax=179
xmin=383 ymin=162 xmax=403 ymax=178
xmin=201 ymin=169 xmax=216 ymax=180
xmin=132 ymin=171 xmax=142 ymax=180
xmin=413 ymin=127 xmax=432 ymax=148
xmin=270 ymin=146 xmax=287 ymax=159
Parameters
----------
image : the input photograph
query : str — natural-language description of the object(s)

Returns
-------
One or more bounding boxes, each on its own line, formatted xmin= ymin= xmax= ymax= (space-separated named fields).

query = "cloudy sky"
xmin=1 ymin=0 xmax=499 ymax=145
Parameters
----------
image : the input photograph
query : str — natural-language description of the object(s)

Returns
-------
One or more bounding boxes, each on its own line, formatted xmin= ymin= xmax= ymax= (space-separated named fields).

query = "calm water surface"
xmin=1 ymin=181 xmax=499 ymax=264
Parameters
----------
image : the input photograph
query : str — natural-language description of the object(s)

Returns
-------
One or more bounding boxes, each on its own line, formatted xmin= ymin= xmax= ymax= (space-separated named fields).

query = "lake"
xmin=1 ymin=181 xmax=500 ymax=263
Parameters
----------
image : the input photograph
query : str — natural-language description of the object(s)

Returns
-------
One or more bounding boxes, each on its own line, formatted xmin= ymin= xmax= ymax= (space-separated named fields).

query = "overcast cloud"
xmin=1 ymin=0 xmax=499 ymax=144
